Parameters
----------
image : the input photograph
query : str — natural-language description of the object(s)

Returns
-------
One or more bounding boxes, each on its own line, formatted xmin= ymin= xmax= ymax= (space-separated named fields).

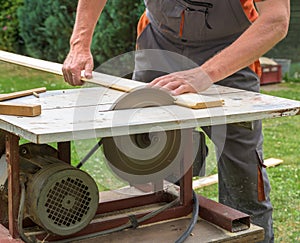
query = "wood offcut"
xmin=0 ymin=103 xmax=41 ymax=117
xmin=0 ymin=87 xmax=46 ymax=102
xmin=0 ymin=87 xmax=45 ymax=117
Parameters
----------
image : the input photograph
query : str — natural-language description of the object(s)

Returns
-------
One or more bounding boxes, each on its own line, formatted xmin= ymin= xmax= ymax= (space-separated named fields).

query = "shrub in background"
xmin=0 ymin=0 xmax=24 ymax=53
xmin=18 ymin=0 xmax=77 ymax=62
xmin=17 ymin=0 xmax=144 ymax=66
xmin=92 ymin=0 xmax=144 ymax=67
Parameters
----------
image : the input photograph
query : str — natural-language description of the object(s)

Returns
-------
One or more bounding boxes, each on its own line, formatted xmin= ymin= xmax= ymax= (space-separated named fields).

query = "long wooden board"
xmin=0 ymin=87 xmax=46 ymax=102
xmin=0 ymin=103 xmax=41 ymax=117
xmin=0 ymin=50 xmax=223 ymax=109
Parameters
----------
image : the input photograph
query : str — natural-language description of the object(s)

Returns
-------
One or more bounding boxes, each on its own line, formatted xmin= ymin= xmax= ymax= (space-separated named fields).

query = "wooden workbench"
xmin=0 ymin=84 xmax=299 ymax=143
xmin=0 ymin=84 xmax=299 ymax=242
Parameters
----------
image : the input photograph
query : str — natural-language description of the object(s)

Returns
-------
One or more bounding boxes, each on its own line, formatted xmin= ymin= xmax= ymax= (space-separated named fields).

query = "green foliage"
xmin=0 ymin=0 xmax=24 ymax=53
xmin=91 ymin=0 xmax=144 ymax=67
xmin=266 ymin=0 xmax=300 ymax=62
xmin=283 ymin=74 xmax=300 ymax=83
xmin=18 ymin=0 xmax=77 ymax=62
xmin=17 ymin=0 xmax=144 ymax=65
xmin=284 ymin=62 xmax=300 ymax=83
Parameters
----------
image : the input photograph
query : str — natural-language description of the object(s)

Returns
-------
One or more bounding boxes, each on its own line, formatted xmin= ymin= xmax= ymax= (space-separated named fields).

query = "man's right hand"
xmin=62 ymin=0 xmax=108 ymax=86
xmin=62 ymin=50 xmax=94 ymax=86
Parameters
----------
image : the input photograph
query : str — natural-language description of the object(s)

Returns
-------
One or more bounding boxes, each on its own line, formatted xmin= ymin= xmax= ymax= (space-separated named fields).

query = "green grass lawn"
xmin=198 ymin=82 xmax=300 ymax=243
xmin=0 ymin=61 xmax=69 ymax=93
xmin=0 ymin=61 xmax=299 ymax=242
xmin=261 ymin=83 xmax=300 ymax=242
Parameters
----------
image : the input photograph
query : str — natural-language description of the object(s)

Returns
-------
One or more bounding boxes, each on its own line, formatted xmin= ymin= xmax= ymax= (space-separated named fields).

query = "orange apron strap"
xmin=241 ymin=0 xmax=261 ymax=76
xmin=250 ymin=60 xmax=262 ymax=77
xmin=137 ymin=11 xmax=150 ymax=38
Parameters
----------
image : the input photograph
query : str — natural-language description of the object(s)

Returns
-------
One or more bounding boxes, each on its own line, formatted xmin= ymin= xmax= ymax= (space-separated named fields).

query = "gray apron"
xmin=133 ymin=1 xmax=274 ymax=242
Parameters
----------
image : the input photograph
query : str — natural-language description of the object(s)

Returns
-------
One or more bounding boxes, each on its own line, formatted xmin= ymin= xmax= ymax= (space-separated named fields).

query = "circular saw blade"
xmin=112 ymin=86 xmax=174 ymax=110
xmin=103 ymin=87 xmax=183 ymax=184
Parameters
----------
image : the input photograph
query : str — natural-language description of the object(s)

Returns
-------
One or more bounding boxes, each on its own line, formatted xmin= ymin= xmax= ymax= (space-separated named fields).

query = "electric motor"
xmin=1 ymin=143 xmax=99 ymax=236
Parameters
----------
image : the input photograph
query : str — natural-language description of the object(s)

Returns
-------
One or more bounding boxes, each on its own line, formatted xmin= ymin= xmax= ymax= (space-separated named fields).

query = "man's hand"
xmin=149 ymin=67 xmax=213 ymax=95
xmin=62 ymin=0 xmax=107 ymax=86
xmin=62 ymin=50 xmax=94 ymax=86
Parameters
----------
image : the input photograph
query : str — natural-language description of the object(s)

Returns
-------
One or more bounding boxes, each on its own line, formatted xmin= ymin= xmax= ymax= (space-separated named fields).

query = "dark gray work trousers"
xmin=133 ymin=0 xmax=274 ymax=242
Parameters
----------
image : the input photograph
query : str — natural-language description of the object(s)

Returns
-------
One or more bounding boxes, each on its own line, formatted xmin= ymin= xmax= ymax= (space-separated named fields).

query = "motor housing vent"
xmin=25 ymin=159 xmax=99 ymax=236
xmin=0 ymin=144 xmax=99 ymax=236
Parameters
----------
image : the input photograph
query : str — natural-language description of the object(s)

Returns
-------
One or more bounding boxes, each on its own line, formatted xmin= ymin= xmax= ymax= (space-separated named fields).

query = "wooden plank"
xmin=0 ymin=50 xmax=223 ymax=110
xmin=73 ymin=218 xmax=264 ymax=243
xmin=0 ymin=50 xmax=142 ymax=92
xmin=193 ymin=158 xmax=284 ymax=189
xmin=175 ymin=93 xmax=224 ymax=109
xmin=0 ymin=50 xmax=63 ymax=75
xmin=0 ymin=103 xmax=41 ymax=117
xmin=263 ymin=158 xmax=283 ymax=168
xmin=86 ymin=71 xmax=145 ymax=92
xmin=193 ymin=174 xmax=218 ymax=189
xmin=0 ymin=87 xmax=46 ymax=102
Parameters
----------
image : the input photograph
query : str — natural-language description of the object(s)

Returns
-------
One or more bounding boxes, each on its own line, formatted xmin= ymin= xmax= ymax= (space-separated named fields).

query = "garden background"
xmin=0 ymin=1 xmax=299 ymax=242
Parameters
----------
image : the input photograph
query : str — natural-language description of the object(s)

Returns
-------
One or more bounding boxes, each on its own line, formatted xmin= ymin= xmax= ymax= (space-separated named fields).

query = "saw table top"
xmin=0 ymin=84 xmax=299 ymax=144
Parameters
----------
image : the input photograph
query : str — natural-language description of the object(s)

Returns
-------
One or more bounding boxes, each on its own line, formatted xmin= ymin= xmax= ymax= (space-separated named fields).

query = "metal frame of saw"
xmin=3 ymin=130 xmax=251 ymax=242
xmin=3 ymin=130 xmax=195 ymax=241
xmin=47 ymin=129 xmax=194 ymax=241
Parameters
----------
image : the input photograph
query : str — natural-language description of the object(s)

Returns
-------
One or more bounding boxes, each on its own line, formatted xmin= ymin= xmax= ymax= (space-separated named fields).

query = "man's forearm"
xmin=201 ymin=0 xmax=290 ymax=83
xmin=70 ymin=0 xmax=107 ymax=52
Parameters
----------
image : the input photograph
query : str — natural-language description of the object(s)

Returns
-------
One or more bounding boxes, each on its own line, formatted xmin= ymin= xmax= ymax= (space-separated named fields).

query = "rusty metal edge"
xmin=197 ymin=195 xmax=250 ymax=233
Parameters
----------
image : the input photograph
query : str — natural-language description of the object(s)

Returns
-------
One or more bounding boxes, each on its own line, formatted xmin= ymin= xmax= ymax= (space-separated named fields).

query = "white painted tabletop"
xmin=0 ymin=85 xmax=299 ymax=144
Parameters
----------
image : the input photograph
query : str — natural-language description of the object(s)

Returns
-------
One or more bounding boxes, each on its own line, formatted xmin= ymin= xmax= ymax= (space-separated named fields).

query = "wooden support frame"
xmin=57 ymin=141 xmax=71 ymax=164
xmin=1 ymin=129 xmax=195 ymax=241
xmin=2 ymin=128 xmax=251 ymax=242
xmin=5 ymin=132 xmax=20 ymax=239
xmin=35 ymin=129 xmax=195 ymax=241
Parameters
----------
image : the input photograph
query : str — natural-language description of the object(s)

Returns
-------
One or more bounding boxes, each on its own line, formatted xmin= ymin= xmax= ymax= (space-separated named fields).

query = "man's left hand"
xmin=149 ymin=67 xmax=213 ymax=95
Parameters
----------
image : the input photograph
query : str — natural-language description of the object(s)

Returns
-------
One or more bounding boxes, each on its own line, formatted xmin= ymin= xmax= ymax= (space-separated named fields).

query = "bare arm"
xmin=151 ymin=0 xmax=290 ymax=95
xmin=202 ymin=0 xmax=290 ymax=82
xmin=62 ymin=0 xmax=107 ymax=85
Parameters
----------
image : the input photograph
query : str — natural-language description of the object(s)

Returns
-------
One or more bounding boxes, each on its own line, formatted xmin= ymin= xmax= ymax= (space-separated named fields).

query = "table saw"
xmin=0 ymin=51 xmax=300 ymax=242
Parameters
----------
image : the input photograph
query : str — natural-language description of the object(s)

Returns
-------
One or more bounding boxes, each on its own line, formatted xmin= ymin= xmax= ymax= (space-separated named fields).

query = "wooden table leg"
xmin=58 ymin=141 xmax=71 ymax=164
xmin=180 ymin=129 xmax=193 ymax=206
xmin=5 ymin=132 xmax=20 ymax=239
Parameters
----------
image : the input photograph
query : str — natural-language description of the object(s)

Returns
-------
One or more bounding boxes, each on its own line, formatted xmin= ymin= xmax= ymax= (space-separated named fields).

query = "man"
xmin=62 ymin=1 xmax=290 ymax=242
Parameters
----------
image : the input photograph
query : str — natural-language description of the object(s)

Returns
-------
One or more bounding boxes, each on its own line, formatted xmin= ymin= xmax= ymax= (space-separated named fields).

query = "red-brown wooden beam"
xmin=180 ymin=129 xmax=193 ymax=207
xmin=57 ymin=141 xmax=71 ymax=164
xmin=5 ymin=132 xmax=20 ymax=238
